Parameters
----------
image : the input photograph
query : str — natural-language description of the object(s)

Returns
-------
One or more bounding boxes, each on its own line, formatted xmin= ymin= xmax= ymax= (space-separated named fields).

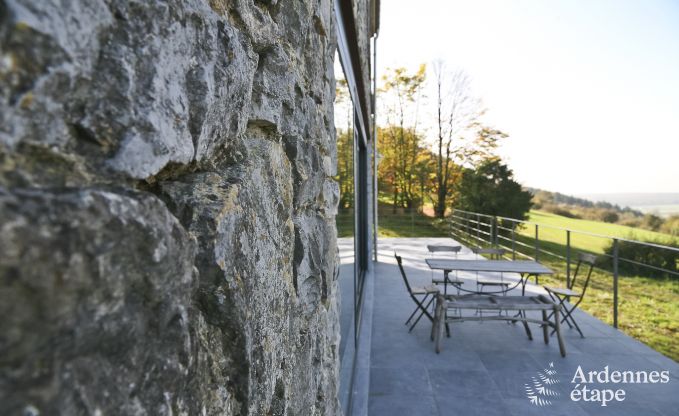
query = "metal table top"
xmin=425 ymin=259 xmax=554 ymax=275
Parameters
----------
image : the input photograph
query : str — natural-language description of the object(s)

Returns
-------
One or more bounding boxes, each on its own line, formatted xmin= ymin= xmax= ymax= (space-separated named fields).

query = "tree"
xmin=377 ymin=125 xmax=427 ymax=209
xmin=336 ymin=129 xmax=353 ymax=208
xmin=464 ymin=126 xmax=505 ymax=166
xmin=455 ymin=159 xmax=533 ymax=221
xmin=430 ymin=65 xmax=507 ymax=218
xmin=379 ymin=65 xmax=427 ymax=209
xmin=335 ymin=79 xmax=354 ymax=208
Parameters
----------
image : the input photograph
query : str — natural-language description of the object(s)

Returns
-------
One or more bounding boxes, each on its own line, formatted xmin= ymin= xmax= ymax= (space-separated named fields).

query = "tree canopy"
xmin=456 ymin=160 xmax=533 ymax=220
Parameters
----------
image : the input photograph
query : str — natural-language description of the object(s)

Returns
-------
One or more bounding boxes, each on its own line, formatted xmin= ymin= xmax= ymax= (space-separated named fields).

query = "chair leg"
xmin=545 ymin=292 xmax=571 ymax=329
xmin=406 ymin=293 xmax=431 ymax=325
xmin=570 ymin=316 xmax=584 ymax=338
xmin=542 ymin=310 xmax=549 ymax=345
xmin=405 ymin=305 xmax=419 ymax=326
xmin=409 ymin=295 xmax=435 ymax=332
xmin=561 ymin=296 xmax=574 ymax=329
xmin=554 ymin=306 xmax=567 ymax=357
xmin=552 ymin=295 xmax=573 ymax=329
xmin=405 ymin=293 xmax=429 ymax=325
xmin=561 ymin=303 xmax=585 ymax=338
xmin=521 ymin=318 xmax=533 ymax=340
xmin=431 ymin=298 xmax=438 ymax=341
xmin=551 ymin=301 xmax=585 ymax=337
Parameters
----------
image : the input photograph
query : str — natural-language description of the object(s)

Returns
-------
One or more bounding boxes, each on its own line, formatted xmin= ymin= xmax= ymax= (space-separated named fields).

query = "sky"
xmin=376 ymin=0 xmax=679 ymax=194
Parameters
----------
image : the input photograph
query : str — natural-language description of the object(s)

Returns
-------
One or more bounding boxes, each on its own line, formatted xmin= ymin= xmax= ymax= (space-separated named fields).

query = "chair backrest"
xmin=570 ymin=252 xmax=597 ymax=295
xmin=427 ymin=245 xmax=461 ymax=254
xmin=394 ymin=253 xmax=414 ymax=295
xmin=473 ymin=247 xmax=506 ymax=260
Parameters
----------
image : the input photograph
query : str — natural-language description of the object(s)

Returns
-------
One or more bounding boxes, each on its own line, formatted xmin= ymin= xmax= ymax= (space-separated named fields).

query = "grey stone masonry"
xmin=0 ymin=0 xmax=368 ymax=415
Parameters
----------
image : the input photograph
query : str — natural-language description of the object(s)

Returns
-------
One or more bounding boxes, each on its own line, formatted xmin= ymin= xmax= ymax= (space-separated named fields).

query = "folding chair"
xmin=473 ymin=248 xmax=510 ymax=294
xmin=473 ymin=248 xmax=509 ymax=317
xmin=427 ymin=245 xmax=463 ymax=295
xmin=395 ymin=253 xmax=440 ymax=332
xmin=544 ymin=253 xmax=597 ymax=338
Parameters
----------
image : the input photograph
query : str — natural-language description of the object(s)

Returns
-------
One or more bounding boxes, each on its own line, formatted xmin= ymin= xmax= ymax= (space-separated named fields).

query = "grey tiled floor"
xmin=361 ymin=238 xmax=679 ymax=416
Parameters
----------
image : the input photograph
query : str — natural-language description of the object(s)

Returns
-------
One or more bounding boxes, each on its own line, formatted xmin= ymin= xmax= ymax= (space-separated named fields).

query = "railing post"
xmin=466 ymin=213 xmax=471 ymax=240
xmin=534 ymin=224 xmax=539 ymax=261
xmin=492 ymin=216 xmax=498 ymax=247
xmin=566 ymin=230 xmax=571 ymax=288
xmin=613 ymin=238 xmax=619 ymax=329
xmin=476 ymin=213 xmax=481 ymax=243
xmin=489 ymin=216 xmax=494 ymax=246
xmin=511 ymin=225 xmax=516 ymax=260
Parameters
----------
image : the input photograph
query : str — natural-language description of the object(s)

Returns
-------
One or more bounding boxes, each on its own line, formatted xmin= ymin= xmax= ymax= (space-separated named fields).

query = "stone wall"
xmin=0 ymin=1 xmax=348 ymax=414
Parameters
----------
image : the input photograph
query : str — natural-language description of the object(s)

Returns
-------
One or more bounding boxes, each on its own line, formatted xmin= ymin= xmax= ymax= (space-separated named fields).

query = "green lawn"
xmin=456 ymin=209 xmax=679 ymax=362
xmin=520 ymin=210 xmax=677 ymax=254
xmin=336 ymin=204 xmax=446 ymax=238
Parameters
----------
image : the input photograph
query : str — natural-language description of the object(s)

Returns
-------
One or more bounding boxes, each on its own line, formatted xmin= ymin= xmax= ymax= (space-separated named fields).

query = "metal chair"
xmin=473 ymin=248 xmax=510 ymax=294
xmin=395 ymin=253 xmax=440 ymax=332
xmin=544 ymin=253 xmax=597 ymax=338
xmin=427 ymin=245 xmax=463 ymax=295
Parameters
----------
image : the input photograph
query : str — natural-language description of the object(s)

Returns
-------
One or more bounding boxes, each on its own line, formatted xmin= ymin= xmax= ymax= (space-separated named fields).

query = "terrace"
xmin=339 ymin=237 xmax=679 ymax=416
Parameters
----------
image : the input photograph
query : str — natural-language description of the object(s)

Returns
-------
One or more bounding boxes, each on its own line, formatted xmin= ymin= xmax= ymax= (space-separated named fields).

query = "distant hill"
xmin=577 ymin=193 xmax=679 ymax=207
xmin=524 ymin=187 xmax=643 ymax=215
xmin=525 ymin=188 xmax=679 ymax=236
xmin=578 ymin=193 xmax=679 ymax=217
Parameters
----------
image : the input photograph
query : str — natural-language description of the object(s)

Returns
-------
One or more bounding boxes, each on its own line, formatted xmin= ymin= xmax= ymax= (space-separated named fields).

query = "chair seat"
xmin=412 ymin=285 xmax=440 ymax=295
xmin=477 ymin=278 xmax=510 ymax=286
xmin=432 ymin=277 xmax=463 ymax=285
xmin=544 ymin=286 xmax=581 ymax=297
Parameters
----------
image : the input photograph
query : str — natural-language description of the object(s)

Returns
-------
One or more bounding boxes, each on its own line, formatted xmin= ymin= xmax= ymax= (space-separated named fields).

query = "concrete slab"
xmin=341 ymin=237 xmax=679 ymax=416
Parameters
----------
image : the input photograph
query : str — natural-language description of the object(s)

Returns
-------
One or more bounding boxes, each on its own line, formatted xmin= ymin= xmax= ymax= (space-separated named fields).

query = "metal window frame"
xmin=335 ymin=1 xmax=379 ymax=414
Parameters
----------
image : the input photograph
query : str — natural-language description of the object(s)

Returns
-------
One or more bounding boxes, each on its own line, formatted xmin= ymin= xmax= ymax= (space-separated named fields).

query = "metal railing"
xmin=448 ymin=209 xmax=679 ymax=329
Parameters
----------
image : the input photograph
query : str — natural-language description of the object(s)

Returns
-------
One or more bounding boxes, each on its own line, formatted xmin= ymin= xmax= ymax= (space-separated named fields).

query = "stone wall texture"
xmin=0 ymin=0 xmax=349 ymax=415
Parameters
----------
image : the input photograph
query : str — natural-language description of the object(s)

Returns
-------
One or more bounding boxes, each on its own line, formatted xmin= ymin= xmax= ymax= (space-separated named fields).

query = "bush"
xmin=660 ymin=215 xmax=679 ymax=236
xmin=541 ymin=203 xmax=579 ymax=218
xmin=642 ymin=214 xmax=664 ymax=231
xmin=619 ymin=217 xmax=642 ymax=228
xmin=602 ymin=236 xmax=679 ymax=278
xmin=600 ymin=210 xmax=619 ymax=223
xmin=551 ymin=207 xmax=580 ymax=219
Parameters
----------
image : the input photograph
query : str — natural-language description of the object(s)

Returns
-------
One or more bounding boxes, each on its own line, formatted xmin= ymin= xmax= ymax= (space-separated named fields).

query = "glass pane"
xmin=335 ymin=50 xmax=358 ymax=414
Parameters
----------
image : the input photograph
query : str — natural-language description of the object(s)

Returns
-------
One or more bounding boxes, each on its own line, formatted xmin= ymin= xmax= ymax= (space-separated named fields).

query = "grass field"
xmin=336 ymin=204 xmax=446 ymax=238
xmin=519 ymin=210 xmax=678 ymax=254
xmin=458 ymin=210 xmax=679 ymax=362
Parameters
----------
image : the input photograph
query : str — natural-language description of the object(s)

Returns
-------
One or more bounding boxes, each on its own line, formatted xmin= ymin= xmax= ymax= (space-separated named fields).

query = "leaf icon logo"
xmin=525 ymin=362 xmax=561 ymax=406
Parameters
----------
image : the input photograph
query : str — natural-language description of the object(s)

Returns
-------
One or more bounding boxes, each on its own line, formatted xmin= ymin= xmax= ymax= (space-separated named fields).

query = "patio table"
xmin=425 ymin=259 xmax=554 ymax=295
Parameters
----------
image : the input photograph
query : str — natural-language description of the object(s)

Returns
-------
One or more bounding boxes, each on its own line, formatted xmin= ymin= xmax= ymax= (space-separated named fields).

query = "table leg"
xmin=435 ymin=298 xmax=446 ymax=353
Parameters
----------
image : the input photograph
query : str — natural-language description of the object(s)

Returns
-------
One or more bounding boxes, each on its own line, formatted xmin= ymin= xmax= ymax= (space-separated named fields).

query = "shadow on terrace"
xmin=339 ymin=237 xmax=678 ymax=416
